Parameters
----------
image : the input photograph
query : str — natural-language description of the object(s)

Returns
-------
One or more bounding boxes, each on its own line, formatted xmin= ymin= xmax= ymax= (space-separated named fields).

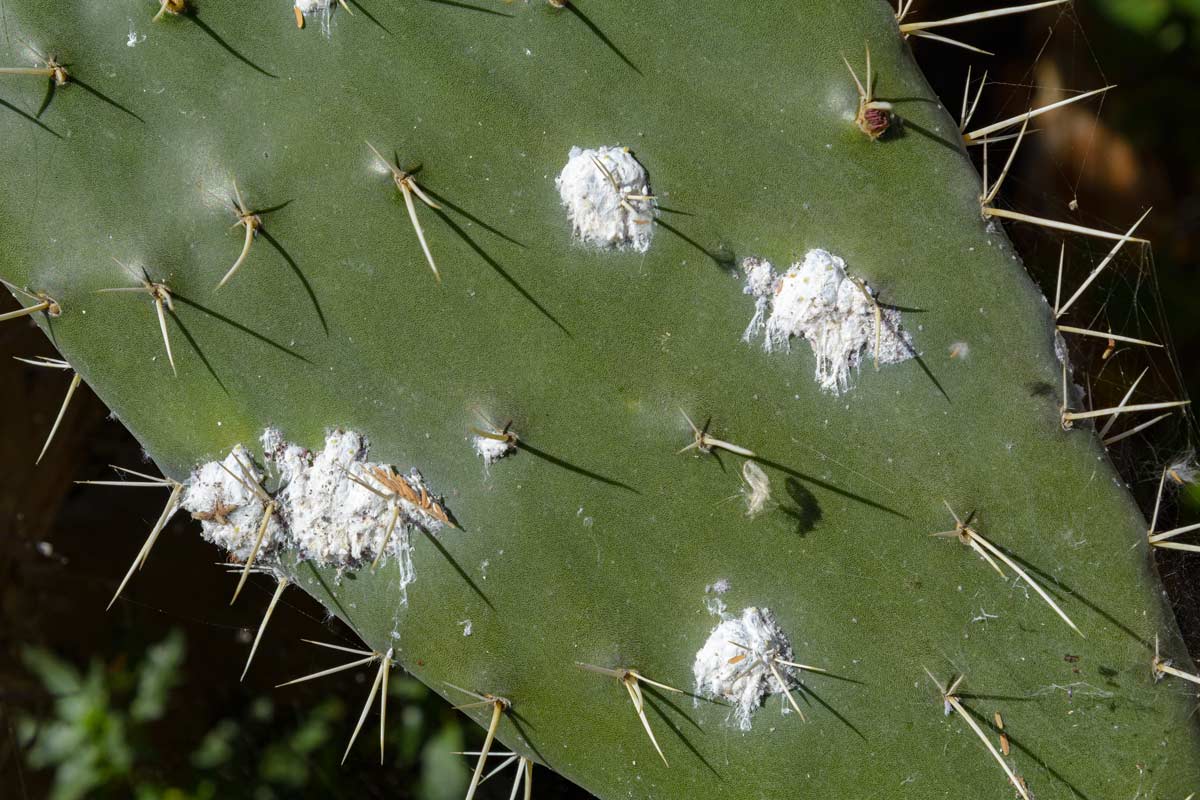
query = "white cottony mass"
xmin=742 ymin=249 xmax=914 ymax=394
xmin=556 ymin=145 xmax=657 ymax=252
xmin=693 ymin=606 xmax=801 ymax=730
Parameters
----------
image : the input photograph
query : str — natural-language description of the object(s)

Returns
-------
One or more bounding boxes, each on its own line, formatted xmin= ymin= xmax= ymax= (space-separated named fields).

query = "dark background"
xmin=2 ymin=2 xmax=1199 ymax=798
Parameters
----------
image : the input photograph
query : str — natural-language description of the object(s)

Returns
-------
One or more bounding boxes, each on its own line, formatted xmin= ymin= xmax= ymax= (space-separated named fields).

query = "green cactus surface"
xmin=2 ymin=0 xmax=1198 ymax=797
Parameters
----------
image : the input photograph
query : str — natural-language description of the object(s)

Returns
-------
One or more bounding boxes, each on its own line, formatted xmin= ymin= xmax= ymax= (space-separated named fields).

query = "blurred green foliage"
xmin=1094 ymin=0 xmax=1200 ymax=48
xmin=17 ymin=631 xmax=470 ymax=800
xmin=18 ymin=631 xmax=184 ymax=800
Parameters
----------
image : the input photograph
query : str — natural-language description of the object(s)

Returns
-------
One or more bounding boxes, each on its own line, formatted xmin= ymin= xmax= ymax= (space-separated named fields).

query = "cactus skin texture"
xmin=3 ymin=0 xmax=1199 ymax=796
